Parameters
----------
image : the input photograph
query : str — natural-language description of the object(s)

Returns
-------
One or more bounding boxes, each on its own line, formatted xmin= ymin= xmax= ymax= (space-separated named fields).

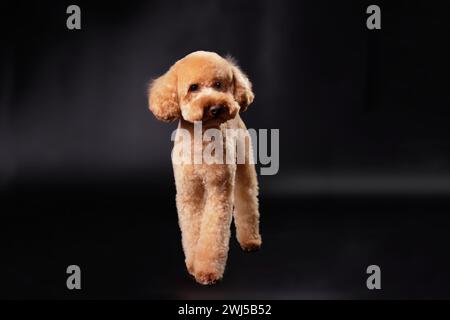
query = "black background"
xmin=1 ymin=0 xmax=450 ymax=299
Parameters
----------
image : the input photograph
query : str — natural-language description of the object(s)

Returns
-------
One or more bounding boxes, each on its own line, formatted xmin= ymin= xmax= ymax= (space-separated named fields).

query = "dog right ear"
xmin=148 ymin=66 xmax=180 ymax=122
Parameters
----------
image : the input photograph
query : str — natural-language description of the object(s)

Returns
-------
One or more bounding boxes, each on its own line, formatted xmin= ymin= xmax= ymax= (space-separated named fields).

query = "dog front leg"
xmin=193 ymin=170 xmax=235 ymax=285
xmin=174 ymin=165 xmax=204 ymax=276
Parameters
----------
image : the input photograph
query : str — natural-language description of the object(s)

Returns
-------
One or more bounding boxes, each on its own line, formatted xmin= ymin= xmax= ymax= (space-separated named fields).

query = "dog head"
xmin=148 ymin=51 xmax=254 ymax=124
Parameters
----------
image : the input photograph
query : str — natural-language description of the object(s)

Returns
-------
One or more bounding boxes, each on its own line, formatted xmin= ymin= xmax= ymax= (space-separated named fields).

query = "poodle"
xmin=148 ymin=51 xmax=261 ymax=285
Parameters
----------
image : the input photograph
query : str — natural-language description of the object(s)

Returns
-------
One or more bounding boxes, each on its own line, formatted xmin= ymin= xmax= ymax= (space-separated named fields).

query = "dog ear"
xmin=228 ymin=58 xmax=254 ymax=112
xmin=148 ymin=65 xmax=180 ymax=122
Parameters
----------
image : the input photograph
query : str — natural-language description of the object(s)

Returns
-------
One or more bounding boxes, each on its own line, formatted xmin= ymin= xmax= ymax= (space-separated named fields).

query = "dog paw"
xmin=194 ymin=270 xmax=222 ymax=285
xmin=239 ymin=237 xmax=262 ymax=252
xmin=192 ymin=259 xmax=223 ymax=285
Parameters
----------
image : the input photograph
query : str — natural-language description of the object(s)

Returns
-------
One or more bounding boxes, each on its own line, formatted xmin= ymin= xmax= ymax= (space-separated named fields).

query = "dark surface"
xmin=2 ymin=181 xmax=450 ymax=299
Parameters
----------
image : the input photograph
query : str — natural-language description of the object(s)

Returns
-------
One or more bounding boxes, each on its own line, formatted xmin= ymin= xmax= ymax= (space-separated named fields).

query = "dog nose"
xmin=209 ymin=105 xmax=224 ymax=117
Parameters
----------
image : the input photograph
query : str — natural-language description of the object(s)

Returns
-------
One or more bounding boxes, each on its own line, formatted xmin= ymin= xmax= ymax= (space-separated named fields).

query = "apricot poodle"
xmin=148 ymin=51 xmax=261 ymax=285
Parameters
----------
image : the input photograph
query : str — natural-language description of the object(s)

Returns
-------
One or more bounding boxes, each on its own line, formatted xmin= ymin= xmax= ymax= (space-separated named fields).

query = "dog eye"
xmin=214 ymin=81 xmax=222 ymax=89
xmin=189 ymin=84 xmax=199 ymax=92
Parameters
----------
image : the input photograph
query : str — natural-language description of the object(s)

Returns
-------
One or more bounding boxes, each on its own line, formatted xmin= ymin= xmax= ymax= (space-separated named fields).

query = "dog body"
xmin=148 ymin=51 xmax=261 ymax=284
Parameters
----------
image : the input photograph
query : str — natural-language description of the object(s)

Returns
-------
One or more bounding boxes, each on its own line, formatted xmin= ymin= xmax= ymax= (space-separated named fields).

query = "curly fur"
xmin=148 ymin=51 xmax=261 ymax=285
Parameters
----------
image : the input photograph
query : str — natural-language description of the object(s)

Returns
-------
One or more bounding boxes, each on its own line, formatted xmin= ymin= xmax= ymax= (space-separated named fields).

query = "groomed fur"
xmin=148 ymin=51 xmax=261 ymax=285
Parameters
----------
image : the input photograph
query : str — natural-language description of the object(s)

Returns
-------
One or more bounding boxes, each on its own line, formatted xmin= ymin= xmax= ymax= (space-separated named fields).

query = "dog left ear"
xmin=228 ymin=58 xmax=254 ymax=112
